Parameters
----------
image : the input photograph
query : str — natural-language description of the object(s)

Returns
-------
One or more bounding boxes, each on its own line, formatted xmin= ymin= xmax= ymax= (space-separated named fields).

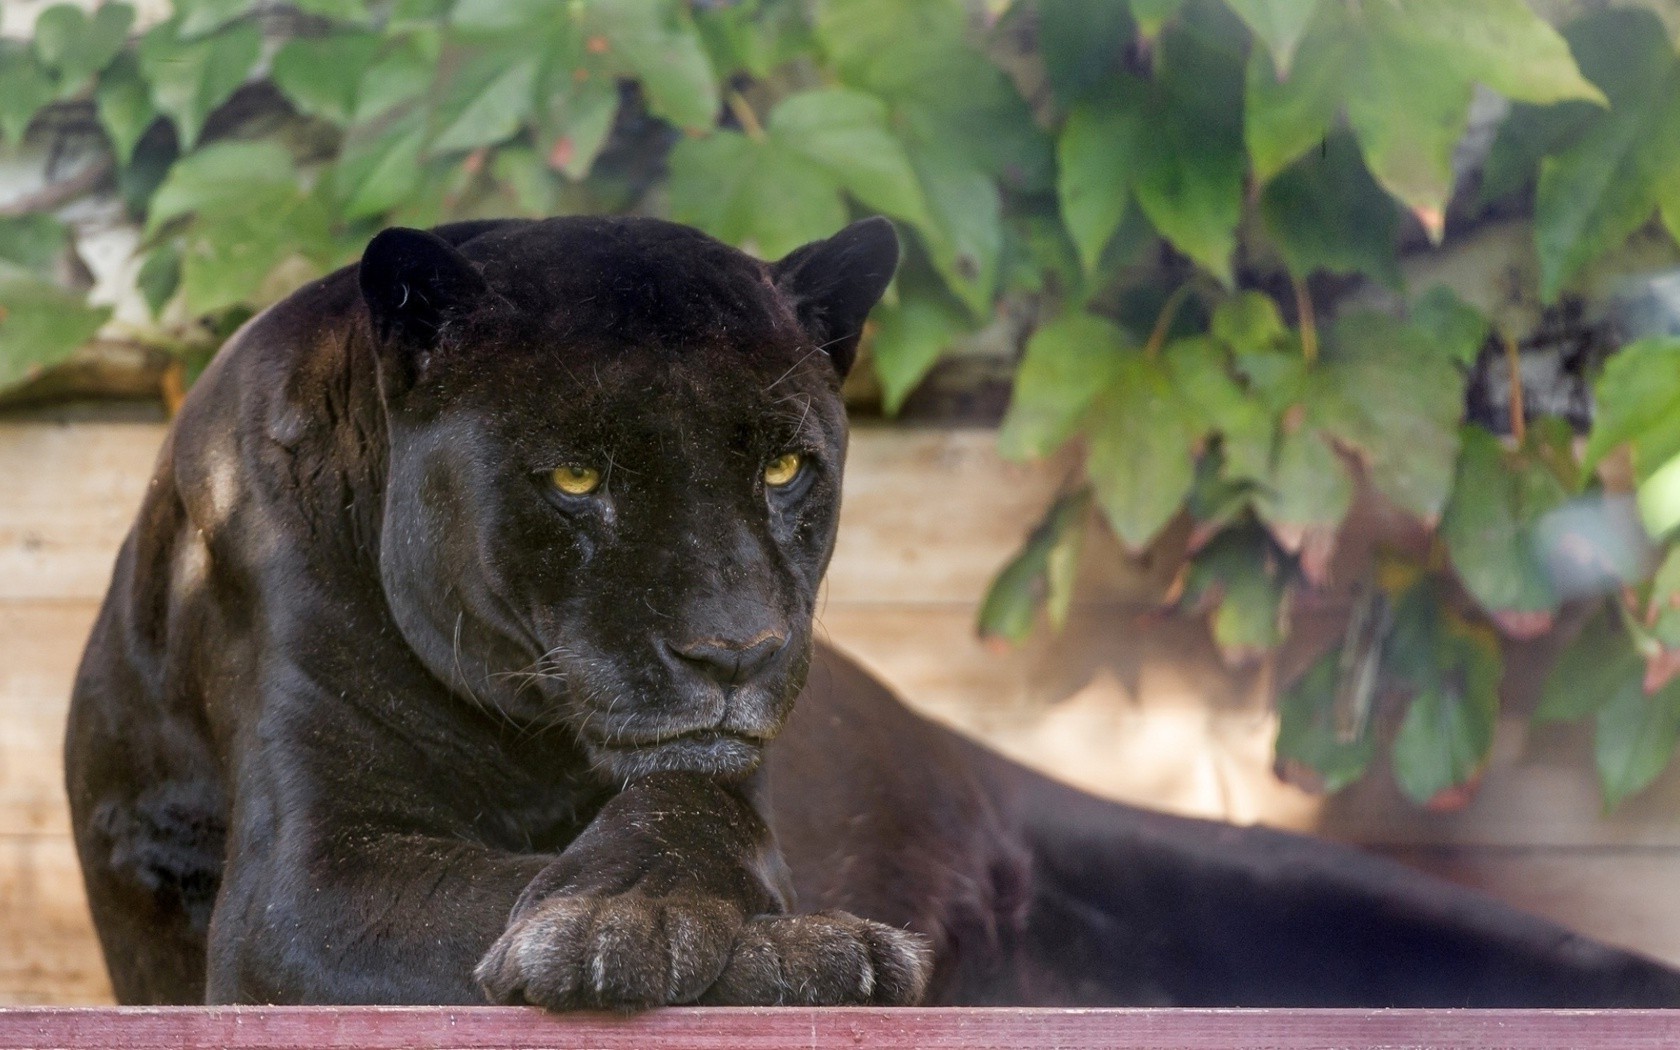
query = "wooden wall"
xmin=6 ymin=419 xmax=1680 ymax=1004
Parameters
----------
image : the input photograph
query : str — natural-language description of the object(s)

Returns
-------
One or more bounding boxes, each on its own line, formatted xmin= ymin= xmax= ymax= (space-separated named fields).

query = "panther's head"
xmin=357 ymin=216 xmax=896 ymax=783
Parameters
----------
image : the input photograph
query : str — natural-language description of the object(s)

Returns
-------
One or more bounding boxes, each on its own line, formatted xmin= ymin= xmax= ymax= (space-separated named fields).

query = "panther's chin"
xmin=589 ymin=731 xmax=764 ymax=782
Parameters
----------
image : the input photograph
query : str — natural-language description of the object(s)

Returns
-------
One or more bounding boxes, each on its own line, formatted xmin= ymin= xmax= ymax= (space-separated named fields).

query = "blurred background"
xmin=9 ymin=0 xmax=1680 ymax=1005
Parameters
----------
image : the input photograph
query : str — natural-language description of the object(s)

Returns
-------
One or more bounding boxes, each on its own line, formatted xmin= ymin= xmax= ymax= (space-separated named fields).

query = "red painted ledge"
xmin=3 ymin=1006 xmax=1680 ymax=1050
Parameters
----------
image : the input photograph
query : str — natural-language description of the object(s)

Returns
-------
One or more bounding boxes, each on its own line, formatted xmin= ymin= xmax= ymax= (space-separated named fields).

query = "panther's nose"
xmin=665 ymin=633 xmax=786 ymax=686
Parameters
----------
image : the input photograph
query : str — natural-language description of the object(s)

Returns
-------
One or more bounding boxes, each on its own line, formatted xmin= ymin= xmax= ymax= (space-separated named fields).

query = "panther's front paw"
xmin=700 ymin=911 xmax=932 ymax=1006
xmin=475 ymin=892 xmax=742 ymax=1011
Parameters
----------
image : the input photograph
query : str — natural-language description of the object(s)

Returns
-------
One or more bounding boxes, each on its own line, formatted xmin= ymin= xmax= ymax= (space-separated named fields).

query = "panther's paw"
xmin=700 ymin=910 xmax=932 ymax=1006
xmin=475 ymin=892 xmax=741 ymax=1011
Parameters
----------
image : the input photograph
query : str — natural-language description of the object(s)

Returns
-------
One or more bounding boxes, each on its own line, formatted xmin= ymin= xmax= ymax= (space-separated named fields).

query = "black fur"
xmin=65 ymin=215 xmax=1680 ymax=1009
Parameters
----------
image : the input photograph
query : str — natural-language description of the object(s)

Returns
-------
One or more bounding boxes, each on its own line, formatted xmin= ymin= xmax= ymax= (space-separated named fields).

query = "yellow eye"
xmin=551 ymin=465 xmax=601 ymax=496
xmin=764 ymin=452 xmax=803 ymax=488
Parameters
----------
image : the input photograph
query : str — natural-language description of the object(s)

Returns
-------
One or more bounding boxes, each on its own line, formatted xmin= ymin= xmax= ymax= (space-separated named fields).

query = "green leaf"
xmin=290 ymin=0 xmax=372 ymax=22
xmin=95 ymin=53 xmax=156 ymax=164
xmin=978 ymin=488 xmax=1091 ymax=644
xmin=538 ymin=72 xmax=618 ymax=182
xmin=1260 ymin=132 xmax=1400 ymax=287
xmin=272 ymin=32 xmax=383 ymax=126
xmin=908 ymin=142 xmax=1002 ymax=318
xmin=0 ymin=47 xmax=55 ymax=143
xmin=769 ymin=88 xmax=933 ymax=229
xmin=429 ymin=41 xmax=541 ymax=154
xmin=1225 ymin=0 xmax=1319 ymax=76
xmin=0 ymin=215 xmax=68 ymax=273
xmin=1035 ymin=0 xmax=1132 ymax=106
xmin=1056 ymin=90 xmax=1140 ymax=275
xmin=136 ymin=244 xmax=181 ymax=318
xmin=1211 ymin=291 xmax=1286 ymax=353
xmin=1533 ymin=9 xmax=1680 ymax=302
xmin=1651 ymin=549 xmax=1680 ymax=649
xmin=1410 ymin=285 xmax=1490 ymax=369
xmin=1311 ymin=313 xmax=1466 ymax=523
xmin=351 ymin=33 xmax=436 ymax=123
xmin=174 ymin=0 xmax=250 ymax=38
xmin=1538 ymin=607 xmax=1643 ymax=723
xmin=1086 ymin=352 xmax=1199 ymax=551
xmin=1131 ymin=0 xmax=1185 ymax=39
xmin=34 ymin=2 xmax=134 ymax=95
xmin=667 ymin=131 xmax=847 ymax=259
xmin=1582 ymin=336 xmax=1680 ymax=482
xmin=0 ymin=278 xmax=111 ymax=392
xmin=335 ymin=114 xmax=429 ymax=221
xmin=1596 ymin=673 xmax=1680 ymax=809
xmin=138 ymin=19 xmax=262 ymax=148
xmin=1275 ymin=648 xmax=1376 ymax=795
xmin=1182 ymin=522 xmax=1290 ymax=661
xmin=871 ymin=291 xmax=967 ymax=416
xmin=146 ymin=140 xmax=295 ymax=235
xmin=1440 ymin=426 xmax=1564 ymax=623
xmin=1387 ymin=596 xmax=1501 ymax=806
xmin=1248 ymin=0 xmax=1603 ymax=235
xmin=998 ymin=312 xmax=1131 ymax=461
xmin=580 ymin=0 xmax=719 ymax=132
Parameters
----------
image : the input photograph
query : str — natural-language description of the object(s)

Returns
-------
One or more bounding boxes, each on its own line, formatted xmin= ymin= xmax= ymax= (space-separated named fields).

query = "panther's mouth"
xmin=588 ymin=729 xmax=765 ymax=781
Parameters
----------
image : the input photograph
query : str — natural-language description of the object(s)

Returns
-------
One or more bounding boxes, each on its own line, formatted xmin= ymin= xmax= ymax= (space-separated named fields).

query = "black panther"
xmin=65 ymin=214 xmax=1680 ymax=1009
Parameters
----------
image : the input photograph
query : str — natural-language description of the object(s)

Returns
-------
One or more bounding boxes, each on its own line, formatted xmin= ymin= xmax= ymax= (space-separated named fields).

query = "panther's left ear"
xmin=770 ymin=217 xmax=899 ymax=378
xmin=359 ymin=226 xmax=488 ymax=393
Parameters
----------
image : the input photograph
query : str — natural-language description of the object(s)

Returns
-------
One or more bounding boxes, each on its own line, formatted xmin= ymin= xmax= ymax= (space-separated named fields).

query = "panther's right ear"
xmin=359 ymin=227 xmax=487 ymax=391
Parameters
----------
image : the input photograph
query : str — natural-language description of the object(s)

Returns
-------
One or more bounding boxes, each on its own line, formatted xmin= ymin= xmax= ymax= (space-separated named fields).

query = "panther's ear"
xmin=359 ymin=227 xmax=487 ymax=391
xmin=770 ymin=217 xmax=899 ymax=378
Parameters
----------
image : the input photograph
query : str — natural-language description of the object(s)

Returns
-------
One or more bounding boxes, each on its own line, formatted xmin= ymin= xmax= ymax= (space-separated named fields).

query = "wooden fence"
xmin=8 ymin=418 xmax=1680 ymax=1005
xmin=6 ymin=1006 xmax=1680 ymax=1050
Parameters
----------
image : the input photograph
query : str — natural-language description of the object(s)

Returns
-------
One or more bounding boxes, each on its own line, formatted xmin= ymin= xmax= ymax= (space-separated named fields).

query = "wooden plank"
xmin=0 ymin=422 xmax=1155 ymax=606
xmin=0 ymin=836 xmax=111 ymax=1006
xmin=7 ymin=1006 xmax=1680 ymax=1050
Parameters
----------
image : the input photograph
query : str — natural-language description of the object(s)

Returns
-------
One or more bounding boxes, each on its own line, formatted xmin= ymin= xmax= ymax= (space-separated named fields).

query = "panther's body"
xmin=66 ymin=216 xmax=1680 ymax=1008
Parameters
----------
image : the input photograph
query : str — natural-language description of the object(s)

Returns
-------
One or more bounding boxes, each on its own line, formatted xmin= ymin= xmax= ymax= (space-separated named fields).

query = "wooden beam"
xmin=5 ymin=1006 xmax=1680 ymax=1050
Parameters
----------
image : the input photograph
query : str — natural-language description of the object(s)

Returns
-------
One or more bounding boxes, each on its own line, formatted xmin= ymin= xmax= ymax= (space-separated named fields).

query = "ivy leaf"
xmin=579 ymin=0 xmax=718 ymax=132
xmin=428 ymin=39 xmax=541 ymax=154
xmin=173 ymin=0 xmax=249 ymax=39
xmin=667 ymin=131 xmax=846 ymax=259
xmin=1410 ymin=285 xmax=1490 ymax=369
xmin=271 ymin=32 xmax=383 ymax=126
xmin=1582 ymin=336 xmax=1680 ymax=486
xmin=1538 ymin=606 xmax=1642 ymax=723
xmin=136 ymin=244 xmax=181 ymax=318
xmin=1034 ymin=0 xmax=1132 ymax=106
xmin=1086 ymin=351 xmax=1200 ymax=551
xmin=138 ymin=19 xmax=262 ymax=148
xmin=871 ymin=291 xmax=967 ymax=416
xmin=1245 ymin=0 xmax=1602 ymax=235
xmin=1596 ymin=673 xmax=1680 ymax=810
xmin=1056 ymin=92 xmax=1140 ymax=275
xmin=1131 ymin=0 xmax=1185 ymax=40
xmin=290 ymin=0 xmax=371 ymax=22
xmin=997 ymin=312 xmax=1130 ymax=461
xmin=1225 ymin=0 xmax=1319 ymax=76
xmin=0 ymin=278 xmax=111 ymax=393
xmin=1211 ymin=291 xmax=1287 ymax=353
xmin=146 ymin=140 xmax=295 ymax=235
xmin=907 ymin=142 xmax=1002 ymax=318
xmin=95 ymin=54 xmax=156 ymax=164
xmin=0 ymin=215 xmax=68 ymax=273
xmin=1440 ymin=426 xmax=1565 ymax=634
xmin=1180 ymin=522 xmax=1290 ymax=663
xmin=539 ymin=73 xmax=618 ymax=182
xmin=1311 ymin=313 xmax=1466 ymax=524
xmin=978 ymin=488 xmax=1091 ymax=646
xmin=769 ymin=88 xmax=933 ymax=230
xmin=1534 ymin=8 xmax=1680 ymax=303
xmin=34 ymin=2 xmax=134 ymax=96
xmin=335 ymin=113 xmax=429 ymax=221
xmin=1275 ymin=648 xmax=1375 ymax=795
xmin=1260 ymin=132 xmax=1400 ymax=287
xmin=0 ymin=47 xmax=55 ymax=143
xmin=1386 ymin=593 xmax=1501 ymax=807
